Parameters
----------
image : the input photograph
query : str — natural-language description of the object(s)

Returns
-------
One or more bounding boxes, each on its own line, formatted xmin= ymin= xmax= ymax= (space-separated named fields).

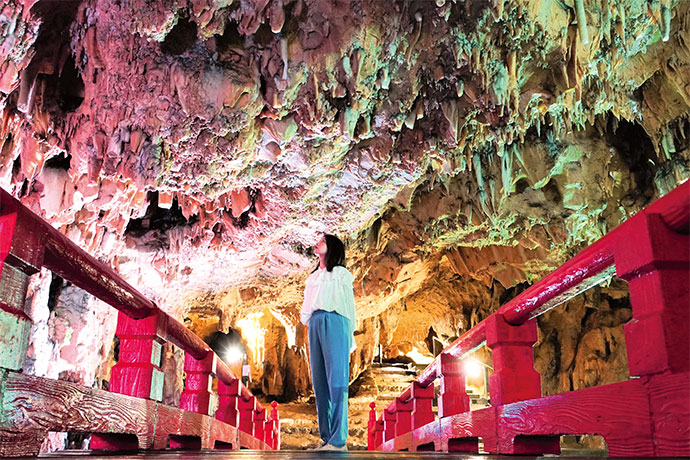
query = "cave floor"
xmin=34 ymin=449 xmax=613 ymax=459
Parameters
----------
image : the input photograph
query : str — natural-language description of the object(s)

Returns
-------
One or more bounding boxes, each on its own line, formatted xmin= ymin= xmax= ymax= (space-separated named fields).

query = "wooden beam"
xmin=0 ymin=369 xmax=249 ymax=457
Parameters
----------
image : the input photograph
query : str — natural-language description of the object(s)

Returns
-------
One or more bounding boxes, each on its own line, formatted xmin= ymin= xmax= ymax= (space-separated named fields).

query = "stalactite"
xmin=661 ymin=2 xmax=672 ymax=42
xmin=280 ymin=35 xmax=289 ymax=81
xmin=575 ymin=0 xmax=589 ymax=45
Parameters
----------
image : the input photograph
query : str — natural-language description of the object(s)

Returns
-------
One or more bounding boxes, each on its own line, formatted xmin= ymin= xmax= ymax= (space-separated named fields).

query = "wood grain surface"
xmin=0 ymin=370 xmax=266 ymax=457
xmin=496 ymin=378 xmax=654 ymax=456
xmin=644 ymin=371 xmax=690 ymax=456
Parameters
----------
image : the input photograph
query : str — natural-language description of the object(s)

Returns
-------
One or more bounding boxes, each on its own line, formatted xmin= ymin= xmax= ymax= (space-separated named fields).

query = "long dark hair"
xmin=315 ymin=234 xmax=346 ymax=272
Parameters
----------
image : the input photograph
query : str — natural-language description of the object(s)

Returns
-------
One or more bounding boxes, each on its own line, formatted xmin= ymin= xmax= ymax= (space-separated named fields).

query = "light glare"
xmin=464 ymin=359 xmax=482 ymax=378
xmin=224 ymin=345 xmax=244 ymax=364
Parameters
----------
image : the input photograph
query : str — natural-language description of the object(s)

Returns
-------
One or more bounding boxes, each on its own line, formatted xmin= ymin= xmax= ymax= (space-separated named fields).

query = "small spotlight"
xmin=224 ymin=346 xmax=244 ymax=364
xmin=464 ymin=359 xmax=482 ymax=378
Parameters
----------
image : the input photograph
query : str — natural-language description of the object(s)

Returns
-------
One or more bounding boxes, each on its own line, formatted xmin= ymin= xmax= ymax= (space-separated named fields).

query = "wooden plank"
xmin=0 ymin=423 xmax=45 ymax=457
xmin=438 ymin=406 xmax=497 ymax=453
xmin=410 ymin=417 xmax=441 ymax=451
xmin=14 ymin=451 xmax=562 ymax=459
xmin=209 ymin=418 xmax=239 ymax=450
xmin=644 ymin=371 xmax=690 ymax=456
xmin=0 ymin=370 xmax=157 ymax=447
xmin=237 ymin=429 xmax=269 ymax=450
xmin=390 ymin=431 xmax=412 ymax=452
xmin=496 ymin=379 xmax=655 ymax=456
xmin=154 ymin=402 xmax=210 ymax=450
xmin=0 ymin=370 xmax=255 ymax=457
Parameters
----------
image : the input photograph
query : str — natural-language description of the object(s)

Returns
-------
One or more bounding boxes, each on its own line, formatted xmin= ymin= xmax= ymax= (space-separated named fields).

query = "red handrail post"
xmin=180 ymin=351 xmax=216 ymax=415
xmin=367 ymin=402 xmax=377 ymax=450
xmin=270 ymin=400 xmax=280 ymax=450
xmin=216 ymin=378 xmax=240 ymax=426
xmin=109 ymin=311 xmax=166 ymax=401
xmin=263 ymin=414 xmax=274 ymax=449
xmin=616 ymin=212 xmax=689 ymax=376
xmin=486 ymin=314 xmax=559 ymax=454
xmin=374 ymin=416 xmax=384 ymax=448
xmin=253 ymin=406 xmax=266 ymax=445
xmin=394 ymin=396 xmax=413 ymax=437
xmin=438 ymin=353 xmax=469 ymax=417
xmin=383 ymin=403 xmax=397 ymax=443
xmin=411 ymin=381 xmax=435 ymax=428
xmin=264 ymin=401 xmax=278 ymax=450
xmin=615 ymin=211 xmax=690 ymax=456
xmin=238 ymin=394 xmax=256 ymax=436
xmin=0 ymin=193 xmax=44 ymax=371
xmin=485 ymin=315 xmax=540 ymax=405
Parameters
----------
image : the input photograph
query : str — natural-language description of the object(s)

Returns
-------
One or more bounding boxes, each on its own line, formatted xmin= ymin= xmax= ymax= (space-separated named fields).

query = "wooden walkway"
xmin=35 ymin=449 xmax=609 ymax=459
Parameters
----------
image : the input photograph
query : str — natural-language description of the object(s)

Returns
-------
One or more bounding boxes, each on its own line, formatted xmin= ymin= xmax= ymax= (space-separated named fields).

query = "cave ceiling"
xmin=1 ymin=0 xmax=689 ymax=336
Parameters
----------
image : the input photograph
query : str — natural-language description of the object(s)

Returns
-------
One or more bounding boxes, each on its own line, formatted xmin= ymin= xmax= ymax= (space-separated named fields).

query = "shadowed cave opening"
xmin=604 ymin=117 xmax=658 ymax=197
xmin=124 ymin=192 xmax=199 ymax=237
xmin=43 ymin=152 xmax=72 ymax=171
xmin=24 ymin=1 xmax=84 ymax=115
xmin=161 ymin=15 xmax=198 ymax=56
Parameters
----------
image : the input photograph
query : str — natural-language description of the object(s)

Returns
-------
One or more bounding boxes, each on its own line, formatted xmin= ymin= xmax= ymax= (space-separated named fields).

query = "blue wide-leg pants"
xmin=308 ymin=310 xmax=351 ymax=448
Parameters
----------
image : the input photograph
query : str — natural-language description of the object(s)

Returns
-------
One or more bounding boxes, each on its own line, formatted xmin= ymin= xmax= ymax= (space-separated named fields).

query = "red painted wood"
xmin=253 ymin=406 xmax=266 ymax=443
xmin=615 ymin=212 xmax=689 ymax=376
xmin=237 ymin=429 xmax=270 ymax=450
xmin=208 ymin=417 xmax=239 ymax=450
xmin=367 ymin=402 xmax=377 ymax=450
xmin=411 ymin=183 xmax=689 ymax=389
xmin=410 ymin=381 xmax=435 ymax=429
xmin=410 ymin=414 xmax=441 ymax=452
xmin=216 ymin=378 xmax=240 ymax=427
xmin=155 ymin=402 xmax=206 ymax=450
xmin=89 ymin=433 xmax=139 ymax=451
xmin=0 ymin=189 xmax=44 ymax=277
xmin=496 ymin=378 xmax=653 ymax=456
xmin=381 ymin=431 xmax=412 ymax=452
xmin=485 ymin=315 xmax=541 ymax=406
xmin=264 ymin=418 xmax=275 ymax=450
xmin=613 ymin=209 xmax=689 ymax=456
xmin=110 ymin=311 xmax=166 ymax=401
xmin=394 ymin=397 xmax=413 ymax=436
xmin=383 ymin=404 xmax=396 ymax=442
xmin=269 ymin=400 xmax=280 ymax=450
xmin=643 ymin=371 xmax=690 ymax=456
xmin=374 ymin=417 xmax=384 ymax=448
xmin=1 ymin=369 xmax=157 ymax=453
xmin=181 ymin=351 xmax=216 ymax=415
xmin=437 ymin=406 xmax=496 ymax=453
xmin=238 ymin=395 xmax=256 ymax=435
xmin=438 ymin=353 xmax=469 ymax=417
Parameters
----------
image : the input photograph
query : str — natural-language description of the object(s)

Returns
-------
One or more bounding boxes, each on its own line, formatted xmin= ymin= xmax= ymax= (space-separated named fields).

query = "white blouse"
xmin=300 ymin=266 xmax=357 ymax=352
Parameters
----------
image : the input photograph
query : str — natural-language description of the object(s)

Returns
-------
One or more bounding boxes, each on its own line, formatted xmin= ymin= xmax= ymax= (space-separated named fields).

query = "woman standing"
xmin=300 ymin=234 xmax=356 ymax=451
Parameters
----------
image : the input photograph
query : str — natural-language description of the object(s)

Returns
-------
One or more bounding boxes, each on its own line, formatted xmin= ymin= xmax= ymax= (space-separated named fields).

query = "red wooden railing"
xmin=0 ymin=187 xmax=279 ymax=457
xmin=368 ymin=181 xmax=690 ymax=456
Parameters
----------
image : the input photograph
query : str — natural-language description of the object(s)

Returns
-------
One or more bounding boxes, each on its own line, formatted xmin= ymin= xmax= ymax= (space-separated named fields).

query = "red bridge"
xmin=1 ymin=182 xmax=689 ymax=458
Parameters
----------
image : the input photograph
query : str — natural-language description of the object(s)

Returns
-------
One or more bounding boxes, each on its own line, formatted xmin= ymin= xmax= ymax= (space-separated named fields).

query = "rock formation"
xmin=1 ymin=0 xmax=689 ymax=450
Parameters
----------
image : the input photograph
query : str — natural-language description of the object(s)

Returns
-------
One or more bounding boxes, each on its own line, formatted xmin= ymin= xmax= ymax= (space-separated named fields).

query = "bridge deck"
xmin=35 ymin=449 xmax=610 ymax=459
